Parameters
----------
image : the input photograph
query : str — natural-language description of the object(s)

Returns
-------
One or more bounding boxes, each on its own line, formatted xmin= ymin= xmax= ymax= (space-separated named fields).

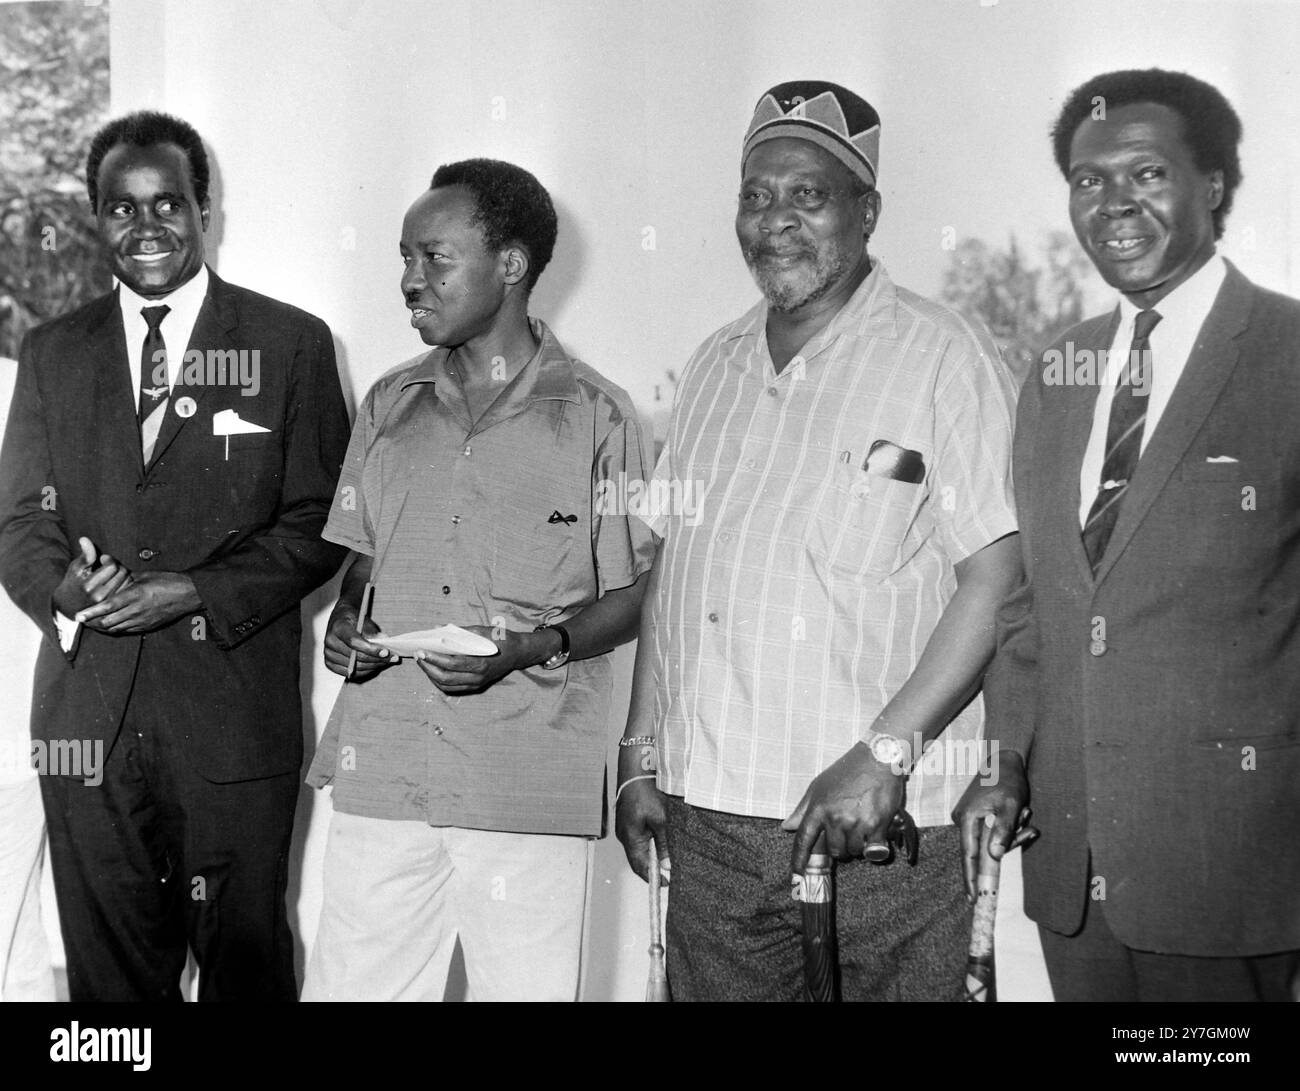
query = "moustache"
xmin=744 ymin=242 xmax=817 ymax=263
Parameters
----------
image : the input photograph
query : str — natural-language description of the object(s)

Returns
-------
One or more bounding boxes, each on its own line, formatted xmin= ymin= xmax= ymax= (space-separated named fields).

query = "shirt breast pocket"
xmin=804 ymin=464 xmax=924 ymax=578
xmin=491 ymin=500 xmax=587 ymax=614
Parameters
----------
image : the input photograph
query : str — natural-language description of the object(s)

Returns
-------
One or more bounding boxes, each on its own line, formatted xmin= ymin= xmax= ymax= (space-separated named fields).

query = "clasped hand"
xmin=55 ymin=537 xmax=201 ymax=634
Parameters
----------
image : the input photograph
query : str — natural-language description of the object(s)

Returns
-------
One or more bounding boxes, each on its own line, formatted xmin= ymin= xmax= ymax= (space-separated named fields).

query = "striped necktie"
xmin=1082 ymin=308 xmax=1162 ymax=573
xmin=138 ymin=304 xmax=171 ymax=465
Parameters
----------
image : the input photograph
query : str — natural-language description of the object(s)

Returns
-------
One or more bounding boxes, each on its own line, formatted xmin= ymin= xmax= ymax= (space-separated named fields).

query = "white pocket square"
xmin=212 ymin=409 xmax=270 ymax=436
xmin=1204 ymin=455 xmax=1239 ymax=464
xmin=213 ymin=409 xmax=270 ymax=460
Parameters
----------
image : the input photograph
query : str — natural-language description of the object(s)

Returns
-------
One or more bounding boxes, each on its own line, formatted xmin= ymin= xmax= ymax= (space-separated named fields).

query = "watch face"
xmin=870 ymin=735 xmax=905 ymax=766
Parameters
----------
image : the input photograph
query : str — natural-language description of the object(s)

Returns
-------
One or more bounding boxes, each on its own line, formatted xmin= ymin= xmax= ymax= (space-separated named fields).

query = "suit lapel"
xmin=1093 ymin=264 xmax=1253 ymax=585
xmin=87 ymin=292 xmax=147 ymax=482
xmin=147 ymin=270 xmax=238 ymax=469
xmin=1047 ymin=311 xmax=1118 ymax=587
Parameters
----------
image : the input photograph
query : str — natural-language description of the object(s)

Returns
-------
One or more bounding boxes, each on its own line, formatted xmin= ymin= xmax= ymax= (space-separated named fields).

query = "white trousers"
xmin=0 ymin=778 xmax=55 ymax=1001
xmin=302 ymin=807 xmax=592 ymax=1002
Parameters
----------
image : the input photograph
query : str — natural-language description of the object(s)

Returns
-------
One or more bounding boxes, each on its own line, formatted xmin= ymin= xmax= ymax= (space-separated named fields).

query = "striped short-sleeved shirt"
xmin=643 ymin=263 xmax=1017 ymax=827
xmin=307 ymin=320 xmax=657 ymax=836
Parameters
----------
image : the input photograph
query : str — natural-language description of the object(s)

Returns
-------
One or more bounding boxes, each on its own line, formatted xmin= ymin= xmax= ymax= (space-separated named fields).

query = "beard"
xmin=743 ymin=236 xmax=850 ymax=313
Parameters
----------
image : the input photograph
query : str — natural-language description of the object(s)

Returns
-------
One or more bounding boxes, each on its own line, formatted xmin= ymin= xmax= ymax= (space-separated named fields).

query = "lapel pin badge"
xmin=174 ymin=396 xmax=197 ymax=418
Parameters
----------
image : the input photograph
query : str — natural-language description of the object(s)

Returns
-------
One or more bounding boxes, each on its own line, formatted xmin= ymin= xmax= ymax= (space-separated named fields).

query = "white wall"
xmin=18 ymin=0 xmax=1281 ymax=1000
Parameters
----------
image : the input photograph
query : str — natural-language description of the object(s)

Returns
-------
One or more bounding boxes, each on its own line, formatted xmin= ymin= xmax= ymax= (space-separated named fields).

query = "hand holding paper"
xmin=323 ymin=589 xmax=397 ymax=682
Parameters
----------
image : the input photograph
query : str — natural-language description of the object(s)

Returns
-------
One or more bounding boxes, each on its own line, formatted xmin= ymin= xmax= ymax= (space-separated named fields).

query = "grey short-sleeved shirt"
xmin=307 ymin=320 xmax=657 ymax=836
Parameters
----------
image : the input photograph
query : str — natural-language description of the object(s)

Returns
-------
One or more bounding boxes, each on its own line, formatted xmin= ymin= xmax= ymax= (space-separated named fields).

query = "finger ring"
xmin=864 ymin=841 xmax=890 ymax=862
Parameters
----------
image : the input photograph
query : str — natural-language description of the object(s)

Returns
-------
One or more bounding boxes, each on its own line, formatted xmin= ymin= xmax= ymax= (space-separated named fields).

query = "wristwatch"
xmin=534 ymin=623 xmax=570 ymax=670
xmin=865 ymin=731 xmax=911 ymax=772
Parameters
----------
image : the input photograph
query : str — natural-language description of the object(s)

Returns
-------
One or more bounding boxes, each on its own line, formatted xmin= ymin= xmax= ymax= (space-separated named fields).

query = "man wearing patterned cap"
xmin=616 ymin=81 xmax=1022 ymax=1000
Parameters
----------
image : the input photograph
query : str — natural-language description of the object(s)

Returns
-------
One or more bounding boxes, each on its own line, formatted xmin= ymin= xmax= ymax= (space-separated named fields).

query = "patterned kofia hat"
xmin=742 ymin=80 xmax=881 ymax=188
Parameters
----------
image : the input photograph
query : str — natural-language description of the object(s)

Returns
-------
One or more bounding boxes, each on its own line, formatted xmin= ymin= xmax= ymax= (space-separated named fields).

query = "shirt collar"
xmin=1114 ymin=253 xmax=1225 ymax=333
xmin=724 ymin=258 xmax=899 ymax=351
xmin=117 ymin=264 xmax=210 ymax=329
xmin=399 ymin=317 xmax=583 ymax=408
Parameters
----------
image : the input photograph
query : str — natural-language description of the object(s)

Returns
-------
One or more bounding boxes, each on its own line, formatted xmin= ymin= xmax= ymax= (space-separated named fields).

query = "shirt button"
xmin=766 ymin=387 xmax=778 ymax=397
xmin=708 ymin=611 xmax=719 ymax=623
xmin=137 ymin=548 xmax=156 ymax=561
xmin=463 ymin=445 xmax=472 ymax=457
xmin=790 ymin=355 xmax=805 ymax=369
xmin=432 ymin=725 xmax=444 ymax=736
xmin=442 ymin=585 xmax=451 ymax=595
xmin=451 ymin=515 xmax=461 ymax=525
xmin=1089 ymin=638 xmax=1107 ymax=657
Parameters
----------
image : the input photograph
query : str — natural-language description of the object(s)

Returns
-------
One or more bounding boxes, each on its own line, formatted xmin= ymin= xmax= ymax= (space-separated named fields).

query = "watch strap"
xmin=535 ymin=623 xmax=570 ymax=669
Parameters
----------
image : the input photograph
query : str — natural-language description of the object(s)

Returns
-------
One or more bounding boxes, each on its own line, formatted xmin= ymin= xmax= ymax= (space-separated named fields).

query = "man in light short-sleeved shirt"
xmin=303 ymin=160 xmax=655 ymax=1002
xmin=616 ymin=82 xmax=1021 ymax=1001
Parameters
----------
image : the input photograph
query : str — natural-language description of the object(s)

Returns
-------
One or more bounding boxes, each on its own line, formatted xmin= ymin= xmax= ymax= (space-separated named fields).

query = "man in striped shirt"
xmin=616 ymin=81 xmax=1021 ymax=1001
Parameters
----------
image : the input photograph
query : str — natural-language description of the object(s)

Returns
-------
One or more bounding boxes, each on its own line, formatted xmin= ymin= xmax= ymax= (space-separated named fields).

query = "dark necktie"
xmin=138 ymin=304 xmax=171 ymax=464
xmin=1082 ymin=308 xmax=1161 ymax=573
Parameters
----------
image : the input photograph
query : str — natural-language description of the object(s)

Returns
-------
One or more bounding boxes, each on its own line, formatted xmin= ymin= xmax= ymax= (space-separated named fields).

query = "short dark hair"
xmin=430 ymin=158 xmax=557 ymax=290
xmin=1050 ymin=69 xmax=1243 ymax=239
xmin=86 ymin=110 xmax=210 ymax=212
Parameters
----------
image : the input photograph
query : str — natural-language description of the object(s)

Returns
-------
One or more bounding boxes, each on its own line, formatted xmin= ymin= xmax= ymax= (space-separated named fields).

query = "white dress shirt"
xmin=1077 ymin=255 xmax=1226 ymax=527
xmin=119 ymin=264 xmax=210 ymax=401
xmin=53 ymin=267 xmax=211 ymax=651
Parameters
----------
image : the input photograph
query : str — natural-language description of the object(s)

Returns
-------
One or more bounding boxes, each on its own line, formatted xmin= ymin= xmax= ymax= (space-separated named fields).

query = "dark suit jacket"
xmin=0 ymin=269 xmax=350 ymax=782
xmin=986 ymin=261 xmax=1300 ymax=956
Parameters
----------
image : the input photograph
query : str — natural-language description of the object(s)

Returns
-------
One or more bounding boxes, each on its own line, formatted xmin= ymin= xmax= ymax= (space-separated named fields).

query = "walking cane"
xmin=963 ymin=816 xmax=1001 ymax=1001
xmin=794 ymin=832 xmax=838 ymax=1001
xmin=793 ymin=812 xmax=918 ymax=1002
xmin=645 ymin=849 xmax=670 ymax=1002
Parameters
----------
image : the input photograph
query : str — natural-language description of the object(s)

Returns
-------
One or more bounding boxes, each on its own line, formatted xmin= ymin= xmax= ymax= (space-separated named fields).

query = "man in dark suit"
xmin=0 ymin=111 xmax=350 ymax=1000
xmin=956 ymin=69 xmax=1300 ymax=1002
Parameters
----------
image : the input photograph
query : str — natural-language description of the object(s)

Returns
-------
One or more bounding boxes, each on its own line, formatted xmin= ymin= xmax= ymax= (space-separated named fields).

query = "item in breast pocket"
xmin=863 ymin=439 xmax=925 ymax=483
